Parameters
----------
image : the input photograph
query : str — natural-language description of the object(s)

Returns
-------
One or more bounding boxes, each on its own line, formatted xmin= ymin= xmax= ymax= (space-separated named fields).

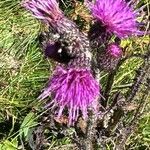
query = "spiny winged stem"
xmin=115 ymin=53 xmax=150 ymax=148
xmin=127 ymin=51 xmax=150 ymax=102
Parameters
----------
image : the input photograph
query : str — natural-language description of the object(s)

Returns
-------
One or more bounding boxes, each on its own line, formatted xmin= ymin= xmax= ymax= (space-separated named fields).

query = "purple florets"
xmin=22 ymin=0 xmax=63 ymax=24
xmin=107 ymin=43 xmax=122 ymax=58
xmin=38 ymin=66 xmax=100 ymax=125
xmin=88 ymin=0 xmax=143 ymax=38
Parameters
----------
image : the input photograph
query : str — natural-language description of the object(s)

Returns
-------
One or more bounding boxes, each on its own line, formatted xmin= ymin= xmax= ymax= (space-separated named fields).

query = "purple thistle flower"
xmin=38 ymin=66 xmax=100 ymax=125
xmin=22 ymin=0 xmax=63 ymax=24
xmin=87 ymin=0 xmax=143 ymax=38
xmin=97 ymin=43 xmax=122 ymax=71
xmin=23 ymin=0 xmax=100 ymax=126
xmin=107 ymin=43 xmax=122 ymax=58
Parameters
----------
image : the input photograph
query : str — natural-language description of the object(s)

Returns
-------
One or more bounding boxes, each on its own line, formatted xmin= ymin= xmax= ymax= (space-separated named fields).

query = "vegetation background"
xmin=0 ymin=0 xmax=149 ymax=149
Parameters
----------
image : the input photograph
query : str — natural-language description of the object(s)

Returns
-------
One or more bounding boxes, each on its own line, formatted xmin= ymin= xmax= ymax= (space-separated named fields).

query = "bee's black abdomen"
xmin=44 ymin=42 xmax=73 ymax=64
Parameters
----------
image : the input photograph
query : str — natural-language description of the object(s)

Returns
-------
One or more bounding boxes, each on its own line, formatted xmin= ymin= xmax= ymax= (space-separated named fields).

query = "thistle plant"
xmin=0 ymin=0 xmax=149 ymax=149
xmin=23 ymin=0 xmax=100 ymax=125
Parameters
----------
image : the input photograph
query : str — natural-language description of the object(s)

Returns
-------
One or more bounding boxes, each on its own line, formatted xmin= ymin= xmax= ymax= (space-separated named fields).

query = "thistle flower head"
xmin=97 ymin=43 xmax=122 ymax=71
xmin=107 ymin=43 xmax=122 ymax=58
xmin=38 ymin=66 xmax=100 ymax=125
xmin=22 ymin=0 xmax=63 ymax=24
xmin=88 ymin=0 xmax=143 ymax=38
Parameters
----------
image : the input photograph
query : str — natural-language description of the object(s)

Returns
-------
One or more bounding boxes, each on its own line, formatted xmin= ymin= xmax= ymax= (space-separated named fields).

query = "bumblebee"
xmin=38 ymin=30 xmax=74 ymax=64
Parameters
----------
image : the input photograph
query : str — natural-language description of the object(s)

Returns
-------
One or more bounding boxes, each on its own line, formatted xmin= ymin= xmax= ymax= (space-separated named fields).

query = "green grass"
xmin=0 ymin=0 xmax=149 ymax=149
